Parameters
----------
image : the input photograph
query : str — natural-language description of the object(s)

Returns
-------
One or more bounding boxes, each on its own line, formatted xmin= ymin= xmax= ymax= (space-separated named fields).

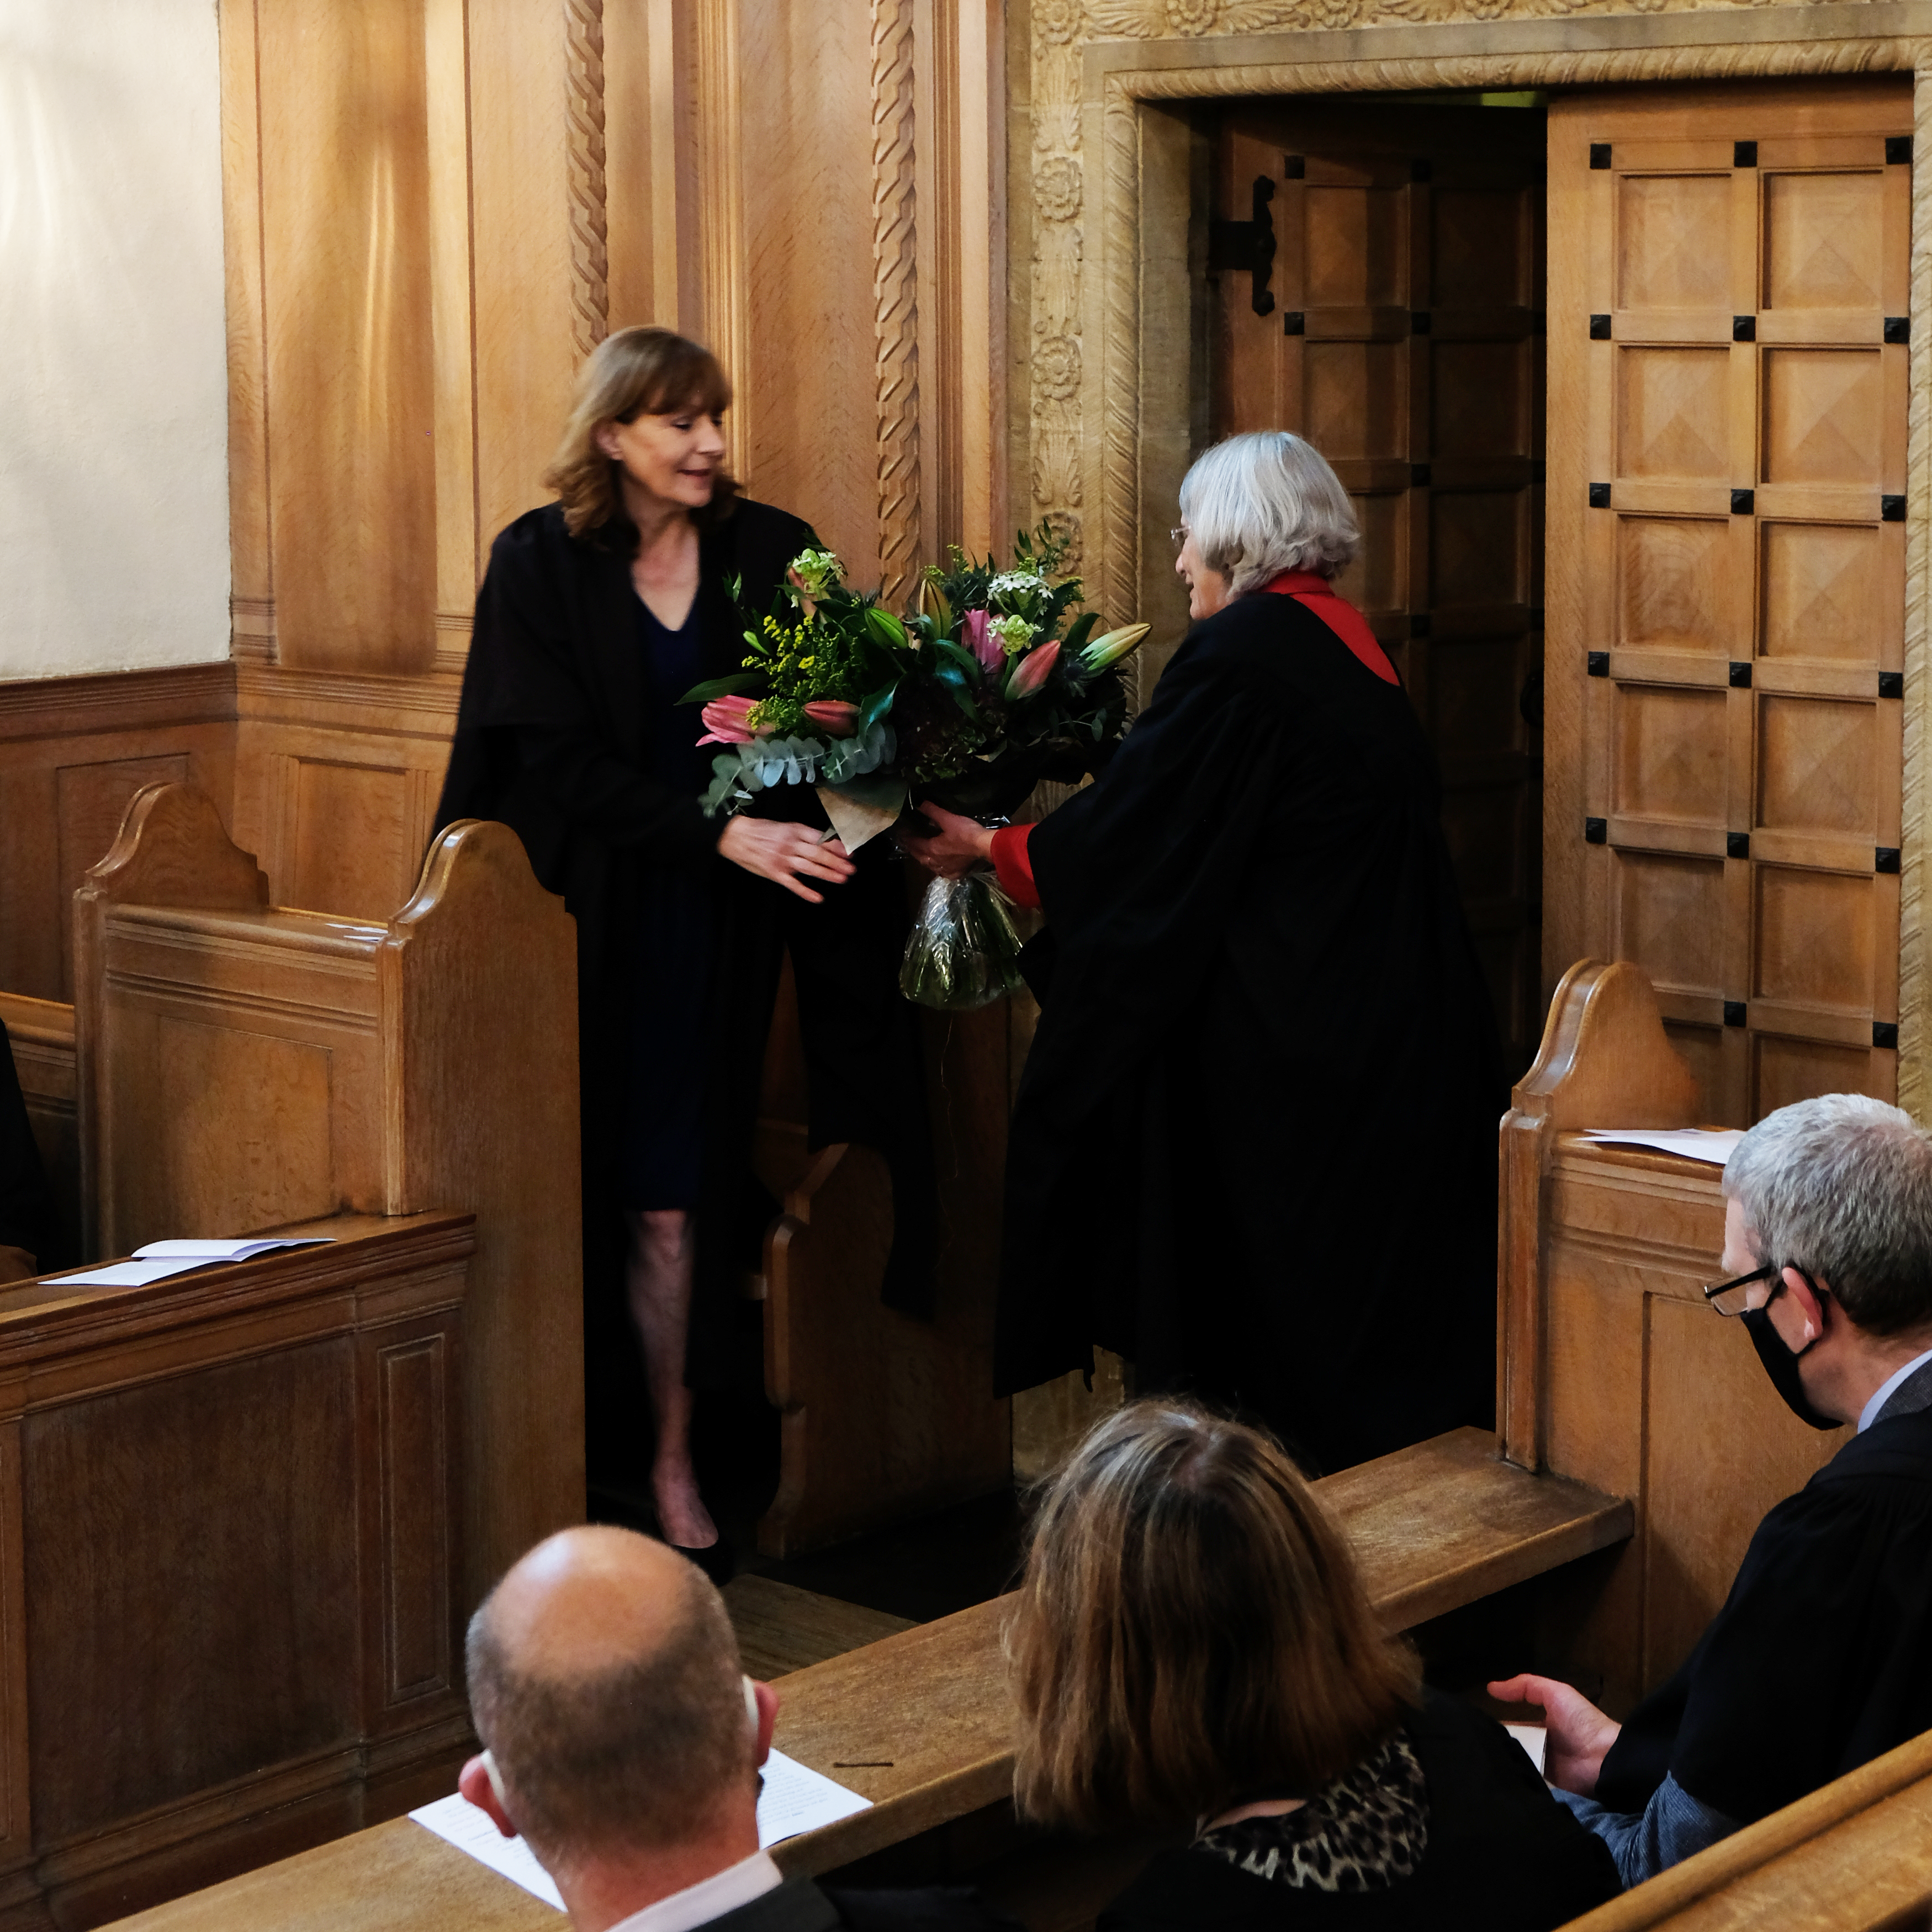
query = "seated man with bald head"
xmin=459 ymin=1526 xmax=1021 ymax=1932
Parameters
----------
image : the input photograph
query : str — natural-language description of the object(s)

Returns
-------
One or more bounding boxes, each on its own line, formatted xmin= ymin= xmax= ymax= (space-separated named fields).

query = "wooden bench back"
xmin=68 ymin=781 xmax=583 ymax=1610
xmin=1502 ymin=960 xmax=1847 ymax=1713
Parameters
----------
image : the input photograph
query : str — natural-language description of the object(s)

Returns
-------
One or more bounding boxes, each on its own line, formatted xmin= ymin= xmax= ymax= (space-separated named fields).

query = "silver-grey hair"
xmin=1723 ymin=1093 xmax=1932 ymax=1336
xmin=1178 ymin=432 xmax=1361 ymax=595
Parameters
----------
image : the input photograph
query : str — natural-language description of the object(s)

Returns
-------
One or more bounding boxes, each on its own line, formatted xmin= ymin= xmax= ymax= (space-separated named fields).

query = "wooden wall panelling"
xmin=219 ymin=0 xmax=272 ymax=661
xmin=735 ymin=0 xmax=878 ymax=573
xmin=230 ymin=680 xmax=458 ymax=923
xmin=1548 ymin=80 xmax=1912 ymax=1126
xmin=468 ymin=0 xmax=583 ymax=567
xmin=425 ymin=0 xmax=481 ymax=660
xmin=255 ymin=0 xmax=437 ymax=675
xmin=2 ymin=1213 xmax=470 ymax=1924
xmin=72 ymin=785 xmax=580 ymax=1607
xmin=0 ymin=669 xmax=236 ymax=1005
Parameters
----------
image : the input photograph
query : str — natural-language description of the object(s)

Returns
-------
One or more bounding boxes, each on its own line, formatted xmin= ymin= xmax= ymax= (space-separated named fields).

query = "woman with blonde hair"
xmin=1008 ymin=1401 xmax=1617 ymax=1929
xmin=911 ymin=431 xmax=1500 ymax=1476
xmin=437 ymin=328 xmax=934 ymax=1571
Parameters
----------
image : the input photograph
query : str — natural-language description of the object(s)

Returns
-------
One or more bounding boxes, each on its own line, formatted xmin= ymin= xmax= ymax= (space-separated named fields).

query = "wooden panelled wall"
xmin=0 ymin=0 xmax=1005 ymax=973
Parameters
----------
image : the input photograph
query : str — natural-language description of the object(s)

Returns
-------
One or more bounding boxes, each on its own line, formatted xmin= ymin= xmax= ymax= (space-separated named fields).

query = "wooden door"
xmin=1210 ymin=100 xmax=1548 ymax=1075
xmin=1547 ymin=80 xmax=1912 ymax=1125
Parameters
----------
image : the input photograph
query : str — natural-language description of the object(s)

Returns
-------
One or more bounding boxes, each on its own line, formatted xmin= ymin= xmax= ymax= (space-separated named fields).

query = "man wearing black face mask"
xmin=1490 ymin=1093 xmax=1932 ymax=1887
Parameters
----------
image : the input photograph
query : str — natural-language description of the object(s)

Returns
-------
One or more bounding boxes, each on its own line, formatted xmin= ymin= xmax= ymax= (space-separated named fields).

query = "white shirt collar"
xmin=1858 ymin=1345 xmax=1932 ymax=1433
xmin=604 ymin=1849 xmax=784 ymax=1932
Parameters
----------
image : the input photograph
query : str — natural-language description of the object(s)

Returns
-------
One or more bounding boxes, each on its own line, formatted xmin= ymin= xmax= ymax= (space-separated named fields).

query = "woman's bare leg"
xmin=624 ymin=1208 xmax=718 ymax=1549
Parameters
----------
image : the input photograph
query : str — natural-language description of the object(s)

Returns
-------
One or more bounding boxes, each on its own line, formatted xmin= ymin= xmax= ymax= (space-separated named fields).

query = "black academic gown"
xmin=998 ymin=588 xmax=1503 ymax=1475
xmin=434 ymin=498 xmax=935 ymax=1413
xmin=1596 ymin=1365 xmax=1932 ymax=1825
xmin=0 ymin=1021 xmax=63 ymax=1272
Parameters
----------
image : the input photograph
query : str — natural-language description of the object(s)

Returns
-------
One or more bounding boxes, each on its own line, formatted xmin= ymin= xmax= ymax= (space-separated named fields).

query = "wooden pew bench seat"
xmin=105 ymin=1426 xmax=1631 ymax=1931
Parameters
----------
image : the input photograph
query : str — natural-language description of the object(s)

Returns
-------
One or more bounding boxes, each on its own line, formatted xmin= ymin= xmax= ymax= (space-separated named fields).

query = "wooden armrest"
xmin=1558 ymin=1725 xmax=1932 ymax=1929
xmin=770 ymin=1426 xmax=1632 ymax=1876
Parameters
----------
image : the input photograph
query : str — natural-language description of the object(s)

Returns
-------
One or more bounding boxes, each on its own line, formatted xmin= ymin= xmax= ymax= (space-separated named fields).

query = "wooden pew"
xmin=68 ymin=782 xmax=582 ymax=1613
xmin=0 ymin=1212 xmax=471 ymax=1928
xmin=71 ymin=782 xmax=1008 ymax=1573
xmin=1499 ymin=959 xmax=1847 ymax=1715
xmin=100 ymin=1424 xmax=1634 ymax=1931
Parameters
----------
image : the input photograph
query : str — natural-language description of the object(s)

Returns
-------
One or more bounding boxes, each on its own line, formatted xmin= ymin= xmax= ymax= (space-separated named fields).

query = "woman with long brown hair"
xmin=437 ymin=328 xmax=934 ymax=1571
xmin=1007 ymin=1402 xmax=1617 ymax=1929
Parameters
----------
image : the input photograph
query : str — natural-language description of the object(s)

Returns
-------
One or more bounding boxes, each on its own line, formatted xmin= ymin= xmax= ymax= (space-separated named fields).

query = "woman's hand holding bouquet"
xmin=682 ymin=527 xmax=1148 ymax=1007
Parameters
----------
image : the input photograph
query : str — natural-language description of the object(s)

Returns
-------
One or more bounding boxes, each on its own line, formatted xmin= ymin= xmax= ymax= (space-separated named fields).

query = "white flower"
xmin=989 ymin=571 xmax=1048 ymax=597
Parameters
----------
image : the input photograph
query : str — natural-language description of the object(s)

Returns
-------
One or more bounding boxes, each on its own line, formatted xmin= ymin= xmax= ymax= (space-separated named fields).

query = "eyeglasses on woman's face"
xmin=1169 ymin=526 xmax=1189 ymax=554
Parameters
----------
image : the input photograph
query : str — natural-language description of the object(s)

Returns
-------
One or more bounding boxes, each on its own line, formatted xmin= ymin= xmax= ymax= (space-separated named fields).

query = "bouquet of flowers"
xmin=683 ymin=525 xmax=1148 ymax=1009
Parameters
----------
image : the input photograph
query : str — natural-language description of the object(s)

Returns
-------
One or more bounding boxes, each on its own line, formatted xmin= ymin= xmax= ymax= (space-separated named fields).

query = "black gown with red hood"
xmin=997 ymin=578 xmax=1502 ymax=1475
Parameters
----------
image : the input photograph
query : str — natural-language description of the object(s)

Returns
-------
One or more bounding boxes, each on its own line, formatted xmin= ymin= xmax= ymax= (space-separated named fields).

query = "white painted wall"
xmin=0 ymin=0 xmax=229 ymax=681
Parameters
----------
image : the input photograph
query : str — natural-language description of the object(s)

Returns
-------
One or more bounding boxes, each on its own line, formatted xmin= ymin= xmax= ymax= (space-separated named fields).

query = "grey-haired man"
xmin=1493 ymin=1092 xmax=1932 ymax=1886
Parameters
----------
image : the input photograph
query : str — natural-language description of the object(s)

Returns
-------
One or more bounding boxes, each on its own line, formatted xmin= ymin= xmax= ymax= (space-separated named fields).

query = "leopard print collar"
xmin=1193 ymin=1730 xmax=1427 ymax=1893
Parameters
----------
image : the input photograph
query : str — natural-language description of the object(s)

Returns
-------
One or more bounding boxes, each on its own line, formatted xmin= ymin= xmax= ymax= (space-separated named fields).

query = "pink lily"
xmin=697 ymin=694 xmax=766 ymax=745
xmin=1004 ymin=639 xmax=1061 ymax=701
xmin=803 ymin=699 xmax=861 ymax=737
xmin=963 ymin=607 xmax=1003 ymax=674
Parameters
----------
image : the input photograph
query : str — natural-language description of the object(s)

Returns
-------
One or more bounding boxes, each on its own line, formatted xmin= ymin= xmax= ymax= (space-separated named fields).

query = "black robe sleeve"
xmin=1597 ymin=1407 xmax=1932 ymax=1823
xmin=0 ymin=1023 xmax=61 ymax=1272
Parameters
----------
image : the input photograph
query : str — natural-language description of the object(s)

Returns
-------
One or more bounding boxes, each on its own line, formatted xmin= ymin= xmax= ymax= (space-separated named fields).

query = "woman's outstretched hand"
xmin=901 ymin=802 xmax=998 ymax=879
xmin=717 ymin=818 xmax=855 ymax=903
xmin=1486 ymin=1674 xmax=1622 ymax=1797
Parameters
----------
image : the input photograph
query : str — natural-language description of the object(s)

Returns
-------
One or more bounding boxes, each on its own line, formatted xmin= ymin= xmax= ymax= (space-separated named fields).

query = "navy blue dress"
xmin=617 ymin=594 xmax=715 ymax=1212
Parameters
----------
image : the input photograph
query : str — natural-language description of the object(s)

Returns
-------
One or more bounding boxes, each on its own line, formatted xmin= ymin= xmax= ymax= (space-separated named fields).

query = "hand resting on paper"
xmin=901 ymin=802 xmax=997 ymax=879
xmin=1487 ymin=1674 xmax=1623 ymax=1796
xmin=717 ymin=817 xmax=854 ymax=903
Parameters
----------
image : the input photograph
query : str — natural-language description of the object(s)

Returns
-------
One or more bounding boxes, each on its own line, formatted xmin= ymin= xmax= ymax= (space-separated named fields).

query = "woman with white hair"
xmin=912 ymin=432 xmax=1502 ymax=1474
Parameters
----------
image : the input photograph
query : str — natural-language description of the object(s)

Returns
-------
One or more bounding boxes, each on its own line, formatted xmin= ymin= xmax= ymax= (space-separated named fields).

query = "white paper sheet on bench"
xmin=50 ymin=1237 xmax=336 ymax=1290
xmin=410 ymin=1792 xmax=565 ymax=1909
xmin=47 ymin=1258 xmax=219 ymax=1288
xmin=410 ymin=1748 xmax=873 ymax=1910
xmin=1576 ymin=1128 xmax=1745 ymax=1164
xmin=134 ymin=1237 xmax=333 ymax=1261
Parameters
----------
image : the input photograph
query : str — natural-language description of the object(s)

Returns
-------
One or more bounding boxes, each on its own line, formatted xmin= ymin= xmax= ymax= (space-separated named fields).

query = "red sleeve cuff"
xmin=989 ymin=823 xmax=1040 ymax=911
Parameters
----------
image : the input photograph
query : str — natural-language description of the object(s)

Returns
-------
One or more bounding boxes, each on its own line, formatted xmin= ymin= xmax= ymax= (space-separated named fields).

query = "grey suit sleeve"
xmin=1551 ymin=1775 xmax=1740 ymax=1887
